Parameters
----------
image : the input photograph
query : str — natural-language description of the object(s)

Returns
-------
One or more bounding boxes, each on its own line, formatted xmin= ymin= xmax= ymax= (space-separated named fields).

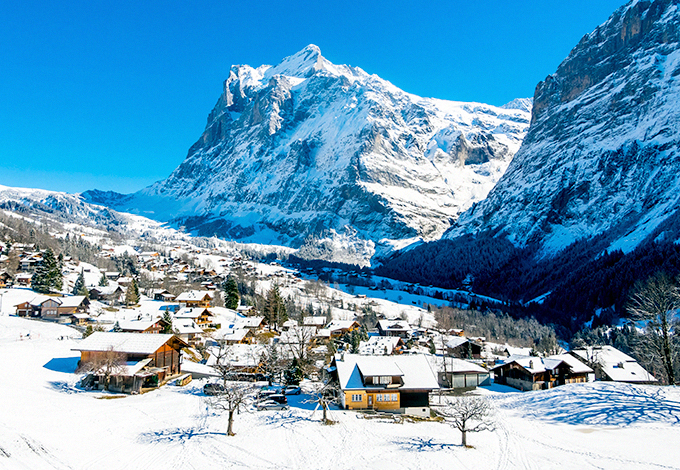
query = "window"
xmin=351 ymin=394 xmax=363 ymax=402
xmin=378 ymin=376 xmax=391 ymax=385
xmin=376 ymin=394 xmax=383 ymax=402
xmin=391 ymin=393 xmax=398 ymax=402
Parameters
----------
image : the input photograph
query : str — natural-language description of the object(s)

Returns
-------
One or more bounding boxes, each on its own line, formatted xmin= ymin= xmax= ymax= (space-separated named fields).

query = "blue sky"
xmin=1 ymin=0 xmax=626 ymax=194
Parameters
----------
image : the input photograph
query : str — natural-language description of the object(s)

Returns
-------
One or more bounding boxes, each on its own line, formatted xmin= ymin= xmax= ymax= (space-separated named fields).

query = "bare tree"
xmin=205 ymin=383 xmax=252 ymax=436
xmin=260 ymin=341 xmax=285 ymax=385
xmin=628 ymin=272 xmax=680 ymax=385
xmin=440 ymin=396 xmax=494 ymax=447
xmin=207 ymin=339 xmax=254 ymax=436
xmin=307 ymin=380 xmax=341 ymax=424
xmin=78 ymin=346 xmax=126 ymax=391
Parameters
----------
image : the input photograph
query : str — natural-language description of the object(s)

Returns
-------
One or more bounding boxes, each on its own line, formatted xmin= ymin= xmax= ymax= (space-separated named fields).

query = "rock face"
xmin=85 ymin=45 xmax=529 ymax=255
xmin=448 ymin=0 xmax=680 ymax=253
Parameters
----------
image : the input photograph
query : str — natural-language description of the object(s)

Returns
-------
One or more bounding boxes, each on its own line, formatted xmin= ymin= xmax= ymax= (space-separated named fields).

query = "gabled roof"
xmin=377 ymin=319 xmax=411 ymax=331
xmin=427 ymin=355 xmax=488 ymax=374
xmin=492 ymin=355 xmax=565 ymax=374
xmin=571 ymin=346 xmax=656 ymax=382
xmin=117 ymin=319 xmax=160 ymax=332
xmin=176 ymin=290 xmax=214 ymax=302
xmin=446 ymin=336 xmax=470 ymax=349
xmin=326 ymin=320 xmax=359 ymax=331
xmin=58 ymin=296 xmax=88 ymax=308
xmin=335 ymin=354 xmax=439 ymax=391
xmin=73 ymin=332 xmax=186 ymax=354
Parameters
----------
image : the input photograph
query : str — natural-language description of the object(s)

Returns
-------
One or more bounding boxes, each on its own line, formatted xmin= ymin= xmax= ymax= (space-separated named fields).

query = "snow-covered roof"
xmin=493 ymin=355 xmax=564 ymax=374
xmin=174 ymin=320 xmax=204 ymax=335
xmin=176 ymin=290 xmax=214 ymax=302
xmin=377 ymin=319 xmax=410 ymax=332
xmin=214 ymin=327 xmax=250 ymax=342
xmin=326 ymin=320 xmax=359 ymax=331
xmin=117 ymin=320 xmax=158 ymax=332
xmin=446 ymin=336 xmax=470 ymax=349
xmin=73 ymin=332 xmax=180 ymax=354
xmin=427 ymin=355 xmax=488 ymax=374
xmin=336 ymin=354 xmax=439 ymax=391
xmin=237 ymin=316 xmax=264 ymax=328
xmin=505 ymin=346 xmax=533 ymax=356
xmin=571 ymin=346 xmax=657 ymax=383
xmin=281 ymin=319 xmax=298 ymax=328
xmin=303 ymin=316 xmax=327 ymax=326
xmin=174 ymin=307 xmax=208 ymax=319
xmin=551 ymin=353 xmax=593 ymax=375
xmin=58 ymin=296 xmax=87 ymax=308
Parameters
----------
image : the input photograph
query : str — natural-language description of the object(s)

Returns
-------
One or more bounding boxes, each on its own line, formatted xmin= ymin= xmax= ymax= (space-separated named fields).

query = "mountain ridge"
xmin=83 ymin=45 xmax=531 ymax=261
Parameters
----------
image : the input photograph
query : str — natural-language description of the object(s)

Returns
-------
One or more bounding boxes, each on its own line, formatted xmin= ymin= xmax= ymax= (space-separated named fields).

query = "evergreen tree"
xmin=161 ymin=310 xmax=174 ymax=334
xmin=284 ymin=358 xmax=303 ymax=386
xmin=99 ymin=273 xmax=109 ymax=287
xmin=223 ymin=277 xmax=240 ymax=310
xmin=31 ymin=247 xmax=62 ymax=293
xmin=125 ymin=278 xmax=140 ymax=306
xmin=264 ymin=284 xmax=287 ymax=331
xmin=73 ymin=270 xmax=89 ymax=297
xmin=113 ymin=321 xmax=122 ymax=332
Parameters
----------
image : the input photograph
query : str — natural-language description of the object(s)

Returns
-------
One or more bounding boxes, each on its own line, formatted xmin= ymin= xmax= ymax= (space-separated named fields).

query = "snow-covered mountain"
xmin=84 ymin=45 xmax=530 ymax=255
xmin=447 ymin=0 xmax=680 ymax=254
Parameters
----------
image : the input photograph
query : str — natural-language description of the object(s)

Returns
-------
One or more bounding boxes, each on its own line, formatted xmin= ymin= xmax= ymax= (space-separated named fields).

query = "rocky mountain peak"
xmin=85 ymin=46 xmax=530 ymax=263
xmin=448 ymin=0 xmax=680 ymax=254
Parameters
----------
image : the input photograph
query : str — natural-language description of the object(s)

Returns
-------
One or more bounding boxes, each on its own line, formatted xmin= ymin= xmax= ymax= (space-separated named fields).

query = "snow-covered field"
xmin=2 ymin=314 xmax=679 ymax=469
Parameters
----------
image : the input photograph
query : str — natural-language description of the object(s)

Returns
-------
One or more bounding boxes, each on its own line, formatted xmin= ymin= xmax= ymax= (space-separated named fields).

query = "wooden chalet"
xmin=446 ymin=337 xmax=483 ymax=359
xmin=88 ymin=285 xmax=125 ymax=306
xmin=73 ymin=332 xmax=188 ymax=394
xmin=150 ymin=289 xmax=176 ymax=302
xmin=491 ymin=354 xmax=592 ymax=391
xmin=570 ymin=346 xmax=656 ymax=384
xmin=56 ymin=296 xmax=90 ymax=316
xmin=175 ymin=307 xmax=217 ymax=330
xmin=376 ymin=320 xmax=411 ymax=338
xmin=176 ymin=290 xmax=214 ymax=308
xmin=428 ymin=356 xmax=491 ymax=389
xmin=321 ymin=320 xmax=361 ymax=338
xmin=118 ymin=318 xmax=168 ymax=334
xmin=333 ymin=353 xmax=439 ymax=418
xmin=0 ymin=271 xmax=12 ymax=287
xmin=14 ymin=273 xmax=32 ymax=287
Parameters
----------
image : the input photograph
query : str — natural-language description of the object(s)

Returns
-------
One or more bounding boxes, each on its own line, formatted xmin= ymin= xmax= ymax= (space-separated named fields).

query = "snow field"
xmin=1 ymin=315 xmax=679 ymax=469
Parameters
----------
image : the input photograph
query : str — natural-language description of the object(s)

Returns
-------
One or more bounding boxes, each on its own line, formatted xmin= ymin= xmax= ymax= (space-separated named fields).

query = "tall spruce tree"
xmin=125 ymin=278 xmax=140 ymax=306
xmin=223 ymin=277 xmax=240 ymax=310
xmin=264 ymin=284 xmax=287 ymax=331
xmin=73 ymin=270 xmax=89 ymax=297
xmin=32 ymin=247 xmax=62 ymax=293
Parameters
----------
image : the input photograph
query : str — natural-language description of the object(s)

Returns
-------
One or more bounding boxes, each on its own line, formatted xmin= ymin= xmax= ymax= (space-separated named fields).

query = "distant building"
xmin=491 ymin=354 xmax=593 ymax=391
xmin=570 ymin=346 xmax=657 ymax=384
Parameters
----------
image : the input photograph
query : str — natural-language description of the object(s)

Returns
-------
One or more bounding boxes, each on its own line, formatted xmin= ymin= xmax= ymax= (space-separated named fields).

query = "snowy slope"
xmin=0 ymin=314 xmax=678 ymax=470
xmin=448 ymin=0 xmax=680 ymax=254
xmin=84 ymin=45 xmax=530 ymax=256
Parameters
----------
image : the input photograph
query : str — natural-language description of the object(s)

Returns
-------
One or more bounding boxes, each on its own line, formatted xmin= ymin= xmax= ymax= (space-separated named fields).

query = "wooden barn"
xmin=73 ymin=332 xmax=188 ymax=394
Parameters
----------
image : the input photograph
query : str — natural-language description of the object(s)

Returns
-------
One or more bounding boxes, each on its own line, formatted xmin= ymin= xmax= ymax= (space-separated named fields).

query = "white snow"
xmin=0 ymin=315 xmax=678 ymax=469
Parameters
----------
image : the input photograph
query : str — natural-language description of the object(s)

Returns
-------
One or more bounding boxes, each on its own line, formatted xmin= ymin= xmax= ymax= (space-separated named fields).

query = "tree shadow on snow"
xmin=138 ymin=427 xmax=227 ymax=444
xmin=43 ymin=356 xmax=79 ymax=373
xmin=506 ymin=382 xmax=680 ymax=426
xmin=45 ymin=380 xmax=84 ymax=394
xmin=393 ymin=437 xmax=458 ymax=452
